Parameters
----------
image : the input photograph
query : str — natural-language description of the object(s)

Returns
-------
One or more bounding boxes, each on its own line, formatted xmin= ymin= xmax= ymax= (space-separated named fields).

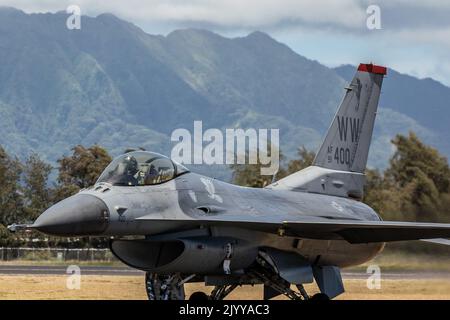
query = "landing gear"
xmin=309 ymin=293 xmax=330 ymax=301
xmin=145 ymin=273 xmax=185 ymax=300
xmin=189 ymin=284 xmax=238 ymax=301
xmin=144 ymin=255 xmax=331 ymax=301
xmin=248 ymin=255 xmax=311 ymax=300
xmin=210 ymin=284 xmax=238 ymax=300
xmin=189 ymin=291 xmax=209 ymax=301
xmin=296 ymin=284 xmax=310 ymax=300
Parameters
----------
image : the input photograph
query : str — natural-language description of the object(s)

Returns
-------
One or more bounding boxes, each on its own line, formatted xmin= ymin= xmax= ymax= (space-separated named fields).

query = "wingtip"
xmin=420 ymin=238 xmax=450 ymax=246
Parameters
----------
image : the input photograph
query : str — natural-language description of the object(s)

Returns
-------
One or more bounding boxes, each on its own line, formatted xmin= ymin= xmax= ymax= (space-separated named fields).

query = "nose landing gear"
xmin=145 ymin=273 xmax=185 ymax=300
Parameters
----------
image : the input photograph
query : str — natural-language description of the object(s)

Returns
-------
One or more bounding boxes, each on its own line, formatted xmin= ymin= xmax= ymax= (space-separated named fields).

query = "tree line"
xmin=1 ymin=132 xmax=449 ymax=248
xmin=0 ymin=145 xmax=111 ymax=247
xmin=231 ymin=132 xmax=450 ymax=223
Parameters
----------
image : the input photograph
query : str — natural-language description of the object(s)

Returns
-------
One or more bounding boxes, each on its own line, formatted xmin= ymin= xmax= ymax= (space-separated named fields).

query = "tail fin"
xmin=313 ymin=63 xmax=386 ymax=173
xmin=269 ymin=64 xmax=386 ymax=199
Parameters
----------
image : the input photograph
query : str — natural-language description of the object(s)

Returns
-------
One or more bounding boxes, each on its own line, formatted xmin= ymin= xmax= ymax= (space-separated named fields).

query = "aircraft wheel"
xmin=309 ymin=293 xmax=330 ymax=301
xmin=145 ymin=272 xmax=185 ymax=300
xmin=189 ymin=291 xmax=210 ymax=301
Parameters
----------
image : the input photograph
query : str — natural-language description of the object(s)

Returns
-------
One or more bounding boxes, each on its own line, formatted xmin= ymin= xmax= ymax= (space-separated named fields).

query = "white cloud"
xmin=0 ymin=0 xmax=367 ymax=29
xmin=2 ymin=0 xmax=450 ymax=31
xmin=395 ymin=27 xmax=450 ymax=48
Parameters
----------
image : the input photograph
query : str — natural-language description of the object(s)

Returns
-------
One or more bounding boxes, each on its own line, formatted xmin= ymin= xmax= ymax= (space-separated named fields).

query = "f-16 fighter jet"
xmin=9 ymin=63 xmax=450 ymax=300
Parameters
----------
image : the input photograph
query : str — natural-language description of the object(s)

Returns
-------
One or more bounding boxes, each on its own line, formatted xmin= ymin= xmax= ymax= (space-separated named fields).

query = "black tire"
xmin=189 ymin=291 xmax=210 ymax=301
xmin=310 ymin=293 xmax=330 ymax=301
xmin=145 ymin=273 xmax=185 ymax=300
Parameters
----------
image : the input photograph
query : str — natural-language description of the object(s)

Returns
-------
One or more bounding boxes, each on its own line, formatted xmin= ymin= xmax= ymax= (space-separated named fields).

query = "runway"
xmin=0 ymin=264 xmax=448 ymax=279
xmin=0 ymin=265 xmax=143 ymax=276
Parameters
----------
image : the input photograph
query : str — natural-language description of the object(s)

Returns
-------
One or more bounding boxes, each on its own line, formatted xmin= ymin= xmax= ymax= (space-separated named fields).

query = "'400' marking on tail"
xmin=337 ymin=116 xmax=361 ymax=142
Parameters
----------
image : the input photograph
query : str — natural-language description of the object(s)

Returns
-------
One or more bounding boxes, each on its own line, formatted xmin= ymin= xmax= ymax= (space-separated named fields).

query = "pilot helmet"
xmin=124 ymin=155 xmax=138 ymax=175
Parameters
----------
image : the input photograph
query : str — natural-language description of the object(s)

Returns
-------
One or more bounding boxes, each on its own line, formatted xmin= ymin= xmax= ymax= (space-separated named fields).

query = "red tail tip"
xmin=358 ymin=63 xmax=387 ymax=75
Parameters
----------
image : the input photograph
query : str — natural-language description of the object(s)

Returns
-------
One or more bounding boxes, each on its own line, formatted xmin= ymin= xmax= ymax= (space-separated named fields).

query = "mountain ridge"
xmin=0 ymin=8 xmax=448 ymax=181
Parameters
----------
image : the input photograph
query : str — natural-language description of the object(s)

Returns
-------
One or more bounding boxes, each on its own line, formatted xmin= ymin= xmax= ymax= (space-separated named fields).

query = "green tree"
xmin=231 ymin=146 xmax=285 ymax=188
xmin=364 ymin=132 xmax=450 ymax=222
xmin=286 ymin=147 xmax=315 ymax=174
xmin=22 ymin=153 xmax=53 ymax=221
xmin=363 ymin=169 xmax=404 ymax=220
xmin=53 ymin=145 xmax=112 ymax=248
xmin=55 ymin=145 xmax=112 ymax=201
xmin=0 ymin=146 xmax=23 ymax=226
xmin=231 ymin=162 xmax=274 ymax=188
xmin=0 ymin=223 xmax=24 ymax=246
xmin=230 ymin=146 xmax=316 ymax=188
xmin=386 ymin=132 xmax=450 ymax=221
xmin=386 ymin=132 xmax=450 ymax=193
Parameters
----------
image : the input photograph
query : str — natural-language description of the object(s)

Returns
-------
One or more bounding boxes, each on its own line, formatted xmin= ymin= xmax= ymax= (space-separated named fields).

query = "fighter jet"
xmin=8 ymin=63 xmax=450 ymax=300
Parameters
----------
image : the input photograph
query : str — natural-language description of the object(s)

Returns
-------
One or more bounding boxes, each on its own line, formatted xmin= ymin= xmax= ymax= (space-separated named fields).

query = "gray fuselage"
xmin=73 ymin=171 xmax=384 ymax=268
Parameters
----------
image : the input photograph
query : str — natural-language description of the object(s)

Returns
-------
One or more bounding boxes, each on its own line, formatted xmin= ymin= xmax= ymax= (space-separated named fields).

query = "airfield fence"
xmin=0 ymin=247 xmax=117 ymax=262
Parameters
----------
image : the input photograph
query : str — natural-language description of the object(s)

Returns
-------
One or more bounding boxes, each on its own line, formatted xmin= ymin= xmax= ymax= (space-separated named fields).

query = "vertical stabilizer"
xmin=269 ymin=64 xmax=386 ymax=199
xmin=313 ymin=63 xmax=386 ymax=173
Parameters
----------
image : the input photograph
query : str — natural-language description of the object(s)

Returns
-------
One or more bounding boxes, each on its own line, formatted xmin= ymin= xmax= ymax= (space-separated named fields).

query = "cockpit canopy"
xmin=96 ymin=151 xmax=189 ymax=186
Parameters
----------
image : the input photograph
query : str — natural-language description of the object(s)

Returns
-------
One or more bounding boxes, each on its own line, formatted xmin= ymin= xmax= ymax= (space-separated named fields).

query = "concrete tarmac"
xmin=0 ymin=264 xmax=448 ymax=279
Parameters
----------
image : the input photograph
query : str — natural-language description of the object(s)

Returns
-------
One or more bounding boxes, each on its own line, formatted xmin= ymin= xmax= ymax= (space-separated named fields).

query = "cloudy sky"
xmin=2 ymin=0 xmax=450 ymax=86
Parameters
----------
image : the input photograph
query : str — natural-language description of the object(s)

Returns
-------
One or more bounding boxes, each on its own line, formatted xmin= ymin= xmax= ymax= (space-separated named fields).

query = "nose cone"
xmin=33 ymin=194 xmax=109 ymax=236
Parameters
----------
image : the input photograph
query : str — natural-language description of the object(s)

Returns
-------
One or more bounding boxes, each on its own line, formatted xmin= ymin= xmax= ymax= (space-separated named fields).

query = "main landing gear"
xmin=247 ymin=255 xmax=330 ymax=301
xmin=144 ymin=260 xmax=330 ymax=301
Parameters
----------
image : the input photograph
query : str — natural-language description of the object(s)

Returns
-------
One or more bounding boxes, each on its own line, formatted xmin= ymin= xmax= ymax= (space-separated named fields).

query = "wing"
xmin=136 ymin=215 xmax=450 ymax=244
xmin=420 ymin=238 xmax=450 ymax=246
xmin=283 ymin=220 xmax=450 ymax=244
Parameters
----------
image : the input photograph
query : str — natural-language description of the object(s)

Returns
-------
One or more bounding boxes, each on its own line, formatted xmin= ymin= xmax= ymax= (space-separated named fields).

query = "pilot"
xmin=122 ymin=155 xmax=139 ymax=186
xmin=145 ymin=164 xmax=160 ymax=185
